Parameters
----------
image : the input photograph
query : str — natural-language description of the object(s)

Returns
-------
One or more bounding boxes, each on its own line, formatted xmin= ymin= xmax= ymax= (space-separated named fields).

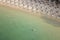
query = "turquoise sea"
xmin=0 ymin=6 xmax=60 ymax=40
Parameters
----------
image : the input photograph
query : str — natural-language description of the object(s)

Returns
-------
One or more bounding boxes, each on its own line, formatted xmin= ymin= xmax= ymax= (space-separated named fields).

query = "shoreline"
xmin=0 ymin=2 xmax=60 ymax=22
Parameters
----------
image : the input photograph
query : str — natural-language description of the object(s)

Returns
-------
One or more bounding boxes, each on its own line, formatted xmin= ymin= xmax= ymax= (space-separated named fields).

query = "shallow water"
xmin=0 ymin=6 xmax=60 ymax=40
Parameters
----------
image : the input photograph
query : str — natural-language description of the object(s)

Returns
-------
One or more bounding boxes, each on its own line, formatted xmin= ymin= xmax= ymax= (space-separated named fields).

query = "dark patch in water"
xmin=41 ymin=16 xmax=60 ymax=27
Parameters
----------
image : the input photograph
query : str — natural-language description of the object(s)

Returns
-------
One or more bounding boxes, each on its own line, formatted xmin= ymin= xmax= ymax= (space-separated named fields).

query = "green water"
xmin=0 ymin=6 xmax=60 ymax=40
